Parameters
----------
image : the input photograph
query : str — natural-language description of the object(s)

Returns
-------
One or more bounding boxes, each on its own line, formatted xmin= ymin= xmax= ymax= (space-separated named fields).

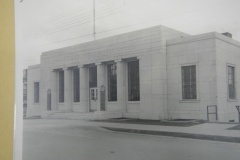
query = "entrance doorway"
xmin=90 ymin=88 xmax=98 ymax=111
xmin=89 ymin=66 xmax=97 ymax=112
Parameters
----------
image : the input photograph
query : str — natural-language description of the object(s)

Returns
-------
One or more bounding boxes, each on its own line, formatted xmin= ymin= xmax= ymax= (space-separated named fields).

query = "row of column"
xmin=49 ymin=59 xmax=128 ymax=113
xmin=96 ymin=60 xmax=127 ymax=113
xmin=50 ymin=67 xmax=87 ymax=112
xmin=63 ymin=66 xmax=89 ymax=112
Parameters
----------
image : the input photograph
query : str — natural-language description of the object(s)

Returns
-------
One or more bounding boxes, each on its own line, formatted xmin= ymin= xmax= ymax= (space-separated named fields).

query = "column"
xmin=50 ymin=70 xmax=57 ymax=111
xmin=79 ymin=66 xmax=89 ymax=112
xmin=96 ymin=62 xmax=106 ymax=111
xmin=63 ymin=68 xmax=72 ymax=111
xmin=115 ymin=59 xmax=127 ymax=113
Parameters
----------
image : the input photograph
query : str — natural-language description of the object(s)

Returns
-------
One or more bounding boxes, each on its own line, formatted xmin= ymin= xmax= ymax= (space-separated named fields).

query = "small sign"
xmin=100 ymin=85 xmax=105 ymax=111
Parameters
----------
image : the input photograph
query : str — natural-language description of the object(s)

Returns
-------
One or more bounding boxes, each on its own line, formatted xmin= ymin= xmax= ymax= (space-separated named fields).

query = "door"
xmin=90 ymin=88 xmax=98 ymax=112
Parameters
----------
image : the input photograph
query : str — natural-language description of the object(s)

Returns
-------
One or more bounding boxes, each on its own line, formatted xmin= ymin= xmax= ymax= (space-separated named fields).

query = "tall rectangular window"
xmin=73 ymin=68 xmax=80 ymax=102
xmin=128 ymin=60 xmax=140 ymax=101
xmin=181 ymin=65 xmax=197 ymax=99
xmin=89 ymin=66 xmax=97 ymax=88
xmin=228 ymin=66 xmax=236 ymax=99
xmin=59 ymin=71 xmax=64 ymax=102
xmin=107 ymin=64 xmax=117 ymax=101
xmin=34 ymin=82 xmax=39 ymax=103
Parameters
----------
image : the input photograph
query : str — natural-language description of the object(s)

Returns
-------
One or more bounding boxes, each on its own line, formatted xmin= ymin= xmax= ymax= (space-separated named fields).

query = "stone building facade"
xmin=26 ymin=25 xmax=240 ymax=122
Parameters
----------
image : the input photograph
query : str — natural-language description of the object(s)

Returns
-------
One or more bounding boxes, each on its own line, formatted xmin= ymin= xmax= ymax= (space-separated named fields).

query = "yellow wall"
xmin=0 ymin=0 xmax=15 ymax=160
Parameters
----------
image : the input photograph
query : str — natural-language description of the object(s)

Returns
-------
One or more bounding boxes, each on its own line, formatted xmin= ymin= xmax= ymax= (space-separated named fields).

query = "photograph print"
xmin=15 ymin=0 xmax=240 ymax=160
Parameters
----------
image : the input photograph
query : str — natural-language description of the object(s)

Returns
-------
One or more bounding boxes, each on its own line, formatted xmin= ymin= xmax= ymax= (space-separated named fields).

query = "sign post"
xmin=236 ymin=106 xmax=240 ymax=123
xmin=100 ymin=85 xmax=106 ymax=111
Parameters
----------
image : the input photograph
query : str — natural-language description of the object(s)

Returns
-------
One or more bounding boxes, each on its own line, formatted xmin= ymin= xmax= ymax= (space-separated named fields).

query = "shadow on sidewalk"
xmin=102 ymin=127 xmax=240 ymax=143
xmin=92 ymin=118 xmax=205 ymax=127
xmin=228 ymin=124 xmax=240 ymax=130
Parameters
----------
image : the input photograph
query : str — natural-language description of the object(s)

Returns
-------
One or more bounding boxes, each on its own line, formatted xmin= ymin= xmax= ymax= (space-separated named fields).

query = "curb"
xmin=102 ymin=127 xmax=240 ymax=143
xmin=23 ymin=116 xmax=42 ymax=120
xmin=207 ymin=121 xmax=240 ymax=125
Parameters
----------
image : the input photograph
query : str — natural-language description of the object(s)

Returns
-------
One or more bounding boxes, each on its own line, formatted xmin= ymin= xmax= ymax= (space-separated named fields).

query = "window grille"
xmin=181 ymin=65 xmax=197 ymax=99
xmin=73 ymin=68 xmax=80 ymax=102
xmin=89 ymin=66 xmax=97 ymax=88
xmin=107 ymin=64 xmax=117 ymax=101
xmin=128 ymin=60 xmax=140 ymax=101
xmin=228 ymin=66 xmax=236 ymax=99
xmin=59 ymin=71 xmax=64 ymax=102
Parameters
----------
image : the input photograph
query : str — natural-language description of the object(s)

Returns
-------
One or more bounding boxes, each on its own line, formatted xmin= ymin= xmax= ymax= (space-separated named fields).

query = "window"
xmin=89 ymin=66 xmax=97 ymax=88
xmin=91 ymin=89 xmax=95 ymax=100
xmin=73 ymin=68 xmax=80 ymax=102
xmin=23 ymin=84 xmax=27 ymax=101
xmin=59 ymin=71 xmax=64 ymax=102
xmin=228 ymin=66 xmax=236 ymax=99
xmin=23 ymin=95 xmax=27 ymax=101
xmin=107 ymin=64 xmax=117 ymax=101
xmin=34 ymin=82 xmax=40 ymax=103
xmin=90 ymin=88 xmax=97 ymax=100
xmin=128 ymin=60 xmax=140 ymax=101
xmin=181 ymin=65 xmax=197 ymax=99
xmin=95 ymin=89 xmax=98 ymax=100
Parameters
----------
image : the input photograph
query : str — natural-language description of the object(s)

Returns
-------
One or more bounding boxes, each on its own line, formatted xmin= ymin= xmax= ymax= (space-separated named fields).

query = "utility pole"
xmin=93 ymin=0 xmax=96 ymax=40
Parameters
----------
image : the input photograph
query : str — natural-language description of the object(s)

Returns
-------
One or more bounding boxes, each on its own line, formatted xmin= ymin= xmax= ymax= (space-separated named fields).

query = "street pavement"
xmin=23 ymin=119 xmax=240 ymax=160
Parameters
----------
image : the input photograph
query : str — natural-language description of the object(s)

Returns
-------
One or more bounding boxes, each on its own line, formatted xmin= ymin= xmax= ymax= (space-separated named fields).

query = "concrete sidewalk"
xmin=24 ymin=119 xmax=240 ymax=143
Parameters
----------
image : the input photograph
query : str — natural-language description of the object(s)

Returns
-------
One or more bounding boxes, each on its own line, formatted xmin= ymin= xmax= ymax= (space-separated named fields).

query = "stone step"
xmin=46 ymin=112 xmax=94 ymax=120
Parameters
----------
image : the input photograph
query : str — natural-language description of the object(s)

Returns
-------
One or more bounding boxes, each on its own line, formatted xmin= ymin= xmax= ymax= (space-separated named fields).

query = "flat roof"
xmin=41 ymin=25 xmax=188 ymax=57
xmin=167 ymin=32 xmax=240 ymax=47
xmin=28 ymin=64 xmax=40 ymax=69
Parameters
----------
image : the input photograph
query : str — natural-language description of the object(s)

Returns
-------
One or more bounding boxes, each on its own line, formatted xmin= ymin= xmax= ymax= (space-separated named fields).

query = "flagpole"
xmin=93 ymin=0 xmax=96 ymax=40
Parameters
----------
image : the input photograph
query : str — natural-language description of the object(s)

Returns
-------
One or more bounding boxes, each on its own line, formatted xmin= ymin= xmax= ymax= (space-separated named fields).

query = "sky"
xmin=15 ymin=0 xmax=240 ymax=69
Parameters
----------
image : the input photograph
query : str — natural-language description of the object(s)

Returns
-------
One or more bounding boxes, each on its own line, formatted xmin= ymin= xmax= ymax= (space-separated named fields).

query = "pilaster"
xmin=115 ymin=59 xmax=127 ymax=113
xmin=50 ymin=70 xmax=57 ymax=111
xmin=79 ymin=65 xmax=89 ymax=112
xmin=96 ymin=62 xmax=106 ymax=111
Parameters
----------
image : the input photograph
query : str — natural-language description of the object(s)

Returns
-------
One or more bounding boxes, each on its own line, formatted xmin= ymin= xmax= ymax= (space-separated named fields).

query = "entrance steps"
xmin=45 ymin=111 xmax=94 ymax=120
xmin=43 ymin=111 xmax=123 ymax=120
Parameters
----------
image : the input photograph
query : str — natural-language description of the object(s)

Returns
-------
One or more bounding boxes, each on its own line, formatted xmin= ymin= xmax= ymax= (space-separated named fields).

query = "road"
xmin=23 ymin=119 xmax=240 ymax=160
